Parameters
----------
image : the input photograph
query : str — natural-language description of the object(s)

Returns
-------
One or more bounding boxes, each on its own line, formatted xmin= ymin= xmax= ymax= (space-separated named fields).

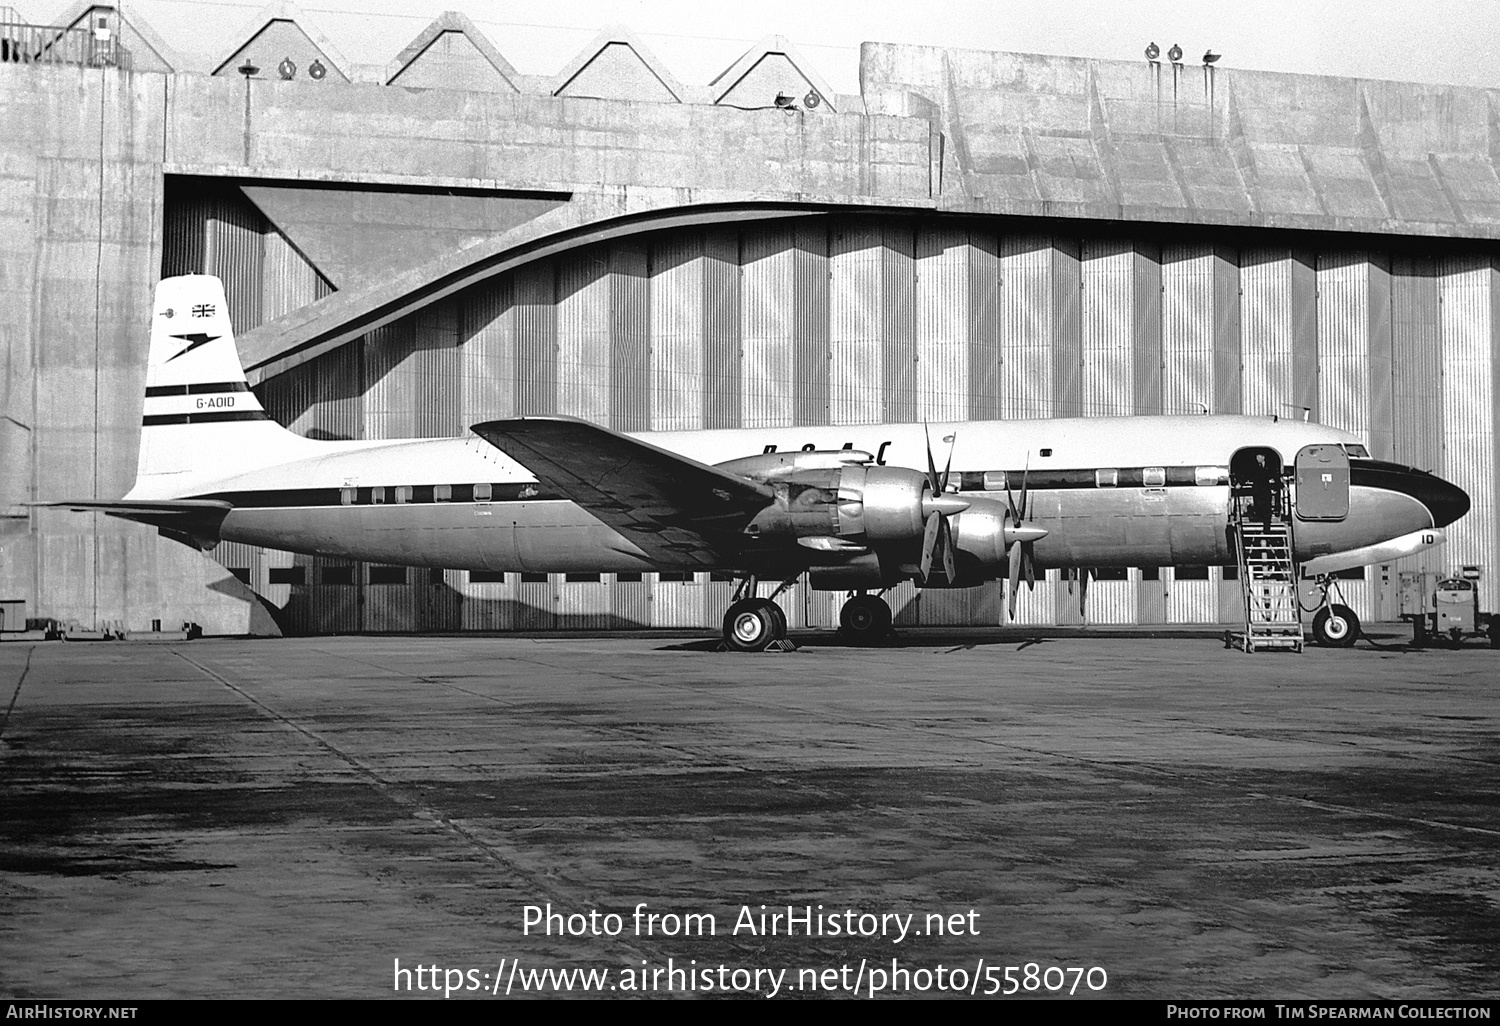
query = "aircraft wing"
xmin=470 ymin=417 xmax=774 ymax=567
xmin=36 ymin=499 xmax=233 ymax=551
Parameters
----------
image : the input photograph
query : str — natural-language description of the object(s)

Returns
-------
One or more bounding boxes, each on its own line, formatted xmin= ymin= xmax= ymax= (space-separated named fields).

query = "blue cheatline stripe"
xmin=196 ymin=483 xmax=565 ymax=508
xmin=144 ymin=381 xmax=251 ymax=397
xmin=142 ymin=411 xmax=269 ymax=426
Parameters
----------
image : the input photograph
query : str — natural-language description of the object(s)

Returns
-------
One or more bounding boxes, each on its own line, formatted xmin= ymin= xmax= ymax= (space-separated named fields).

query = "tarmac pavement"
xmin=0 ymin=627 xmax=1496 ymax=1000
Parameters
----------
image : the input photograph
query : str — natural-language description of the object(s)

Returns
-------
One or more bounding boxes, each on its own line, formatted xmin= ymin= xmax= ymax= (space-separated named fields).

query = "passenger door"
xmin=1294 ymin=444 xmax=1350 ymax=521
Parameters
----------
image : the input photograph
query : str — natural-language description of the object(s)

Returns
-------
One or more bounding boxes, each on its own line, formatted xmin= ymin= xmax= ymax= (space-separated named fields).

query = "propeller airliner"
xmin=53 ymin=276 xmax=1471 ymax=650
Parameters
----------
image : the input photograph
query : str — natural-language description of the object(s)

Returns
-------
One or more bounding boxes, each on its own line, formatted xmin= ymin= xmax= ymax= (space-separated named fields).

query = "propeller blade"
xmin=940 ymin=431 xmax=956 ymax=493
xmin=1007 ymin=539 xmax=1023 ymax=619
xmin=1024 ymin=545 xmax=1037 ymax=590
xmin=1078 ymin=567 xmax=1091 ymax=616
xmin=1019 ymin=456 xmax=1031 ymax=522
xmin=924 ymin=424 xmax=940 ymax=494
xmin=940 ymin=516 xmax=956 ymax=582
xmin=919 ymin=510 xmax=940 ymax=582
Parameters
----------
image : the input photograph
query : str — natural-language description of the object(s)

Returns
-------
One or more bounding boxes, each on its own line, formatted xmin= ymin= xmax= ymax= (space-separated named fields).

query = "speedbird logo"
xmin=165 ymin=332 xmax=220 ymax=362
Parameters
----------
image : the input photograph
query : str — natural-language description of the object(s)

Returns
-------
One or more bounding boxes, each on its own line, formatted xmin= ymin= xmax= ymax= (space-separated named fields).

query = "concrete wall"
xmin=0 ymin=64 xmax=273 ymax=634
xmin=162 ymin=72 xmax=932 ymax=200
xmin=204 ymin=216 xmax=1499 ymax=631
xmin=5 ymin=42 xmax=1500 ymax=635
xmin=863 ymin=43 xmax=1500 ymax=239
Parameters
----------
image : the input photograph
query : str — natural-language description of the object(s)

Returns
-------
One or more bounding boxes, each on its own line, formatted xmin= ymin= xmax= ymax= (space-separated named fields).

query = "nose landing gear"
xmin=1311 ymin=603 xmax=1360 ymax=648
xmin=1307 ymin=573 xmax=1361 ymax=648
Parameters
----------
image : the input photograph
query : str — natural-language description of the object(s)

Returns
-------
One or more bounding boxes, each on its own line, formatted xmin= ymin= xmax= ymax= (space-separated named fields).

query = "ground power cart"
xmin=1400 ymin=567 xmax=1500 ymax=647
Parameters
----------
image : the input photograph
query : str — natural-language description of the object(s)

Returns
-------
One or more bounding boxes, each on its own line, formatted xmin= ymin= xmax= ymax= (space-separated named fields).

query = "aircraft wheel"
xmin=839 ymin=594 xmax=892 ymax=645
xmin=1312 ymin=604 xmax=1360 ymax=648
xmin=765 ymin=600 xmax=788 ymax=640
xmin=724 ymin=599 xmax=778 ymax=652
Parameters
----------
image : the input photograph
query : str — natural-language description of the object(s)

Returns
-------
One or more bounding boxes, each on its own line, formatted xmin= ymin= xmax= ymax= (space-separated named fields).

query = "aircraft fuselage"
xmin=141 ymin=415 xmax=1464 ymax=577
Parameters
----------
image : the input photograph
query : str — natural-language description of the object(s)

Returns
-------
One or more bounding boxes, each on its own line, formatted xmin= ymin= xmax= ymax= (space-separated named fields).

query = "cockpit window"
xmin=1342 ymin=444 xmax=1370 ymax=459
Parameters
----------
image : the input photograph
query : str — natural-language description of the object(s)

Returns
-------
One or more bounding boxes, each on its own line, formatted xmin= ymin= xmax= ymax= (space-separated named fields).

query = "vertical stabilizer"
xmin=129 ymin=275 xmax=318 ymax=495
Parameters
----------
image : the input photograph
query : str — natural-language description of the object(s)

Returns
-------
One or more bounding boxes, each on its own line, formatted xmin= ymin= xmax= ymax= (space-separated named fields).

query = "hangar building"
xmin=2 ymin=3 xmax=1497 ymax=635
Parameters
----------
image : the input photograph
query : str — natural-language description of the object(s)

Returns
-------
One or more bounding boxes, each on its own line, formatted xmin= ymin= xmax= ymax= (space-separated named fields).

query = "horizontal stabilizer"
xmin=471 ymin=417 xmax=773 ymax=567
xmin=37 ymin=499 xmax=233 ymax=551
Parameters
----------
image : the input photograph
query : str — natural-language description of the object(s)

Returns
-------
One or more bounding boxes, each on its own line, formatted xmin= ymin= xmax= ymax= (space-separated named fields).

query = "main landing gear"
xmin=722 ymin=597 xmax=787 ymax=652
xmin=721 ymin=576 xmax=793 ymax=652
xmin=1306 ymin=573 xmax=1361 ymax=649
xmin=718 ymin=580 xmax=896 ymax=651
xmin=838 ymin=592 xmax=893 ymax=646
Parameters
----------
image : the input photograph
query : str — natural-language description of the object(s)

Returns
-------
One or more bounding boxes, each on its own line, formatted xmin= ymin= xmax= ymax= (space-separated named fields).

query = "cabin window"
xmin=370 ymin=565 xmax=406 ymax=585
xmin=339 ymin=487 xmax=355 ymax=506
xmin=394 ymin=486 xmax=412 ymax=504
xmin=268 ymin=567 xmax=305 ymax=585
xmin=983 ymin=470 xmax=1007 ymax=491
xmin=434 ymin=484 xmax=452 ymax=502
xmin=469 ymin=570 xmax=506 ymax=583
xmin=1039 ymin=448 xmax=1053 ymax=457
xmin=1095 ymin=469 xmax=1118 ymax=488
xmin=1142 ymin=467 xmax=1166 ymax=488
xmin=371 ymin=486 xmax=386 ymax=505
xmin=474 ymin=483 xmax=492 ymax=502
xmin=1343 ymin=444 xmax=1370 ymax=459
xmin=1194 ymin=466 xmax=1228 ymax=487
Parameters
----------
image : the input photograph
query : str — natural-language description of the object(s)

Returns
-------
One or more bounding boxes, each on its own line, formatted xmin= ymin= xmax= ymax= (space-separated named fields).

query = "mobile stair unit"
xmin=1225 ymin=467 xmax=1303 ymax=653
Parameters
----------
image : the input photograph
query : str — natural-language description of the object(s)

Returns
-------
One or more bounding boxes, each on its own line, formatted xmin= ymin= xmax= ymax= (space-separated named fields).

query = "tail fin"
xmin=130 ymin=275 xmax=316 ymax=495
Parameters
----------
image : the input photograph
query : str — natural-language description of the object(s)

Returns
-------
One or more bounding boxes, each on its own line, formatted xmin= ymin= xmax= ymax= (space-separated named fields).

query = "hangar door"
xmin=1294 ymin=444 xmax=1350 ymax=521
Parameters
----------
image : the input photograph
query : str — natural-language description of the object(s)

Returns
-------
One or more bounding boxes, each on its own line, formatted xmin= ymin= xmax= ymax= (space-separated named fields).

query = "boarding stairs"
xmin=1226 ymin=499 xmax=1304 ymax=653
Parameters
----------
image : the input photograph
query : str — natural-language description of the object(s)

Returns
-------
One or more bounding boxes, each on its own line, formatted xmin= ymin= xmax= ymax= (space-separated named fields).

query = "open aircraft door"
xmin=1294 ymin=444 xmax=1350 ymax=521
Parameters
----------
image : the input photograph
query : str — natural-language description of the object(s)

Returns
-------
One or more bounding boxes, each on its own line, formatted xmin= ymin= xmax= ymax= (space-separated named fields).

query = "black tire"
xmin=765 ymin=600 xmax=787 ymax=640
xmin=839 ymin=594 xmax=892 ymax=645
xmin=1312 ymin=604 xmax=1360 ymax=648
xmin=724 ymin=599 xmax=777 ymax=652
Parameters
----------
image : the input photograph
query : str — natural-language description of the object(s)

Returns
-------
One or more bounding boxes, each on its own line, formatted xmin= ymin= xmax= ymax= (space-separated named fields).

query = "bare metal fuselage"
xmin=194 ymin=417 xmax=1446 ymax=578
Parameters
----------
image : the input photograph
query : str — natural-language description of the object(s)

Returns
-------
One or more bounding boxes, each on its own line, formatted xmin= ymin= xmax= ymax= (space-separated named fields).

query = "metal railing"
xmin=1 ymin=20 xmax=127 ymax=68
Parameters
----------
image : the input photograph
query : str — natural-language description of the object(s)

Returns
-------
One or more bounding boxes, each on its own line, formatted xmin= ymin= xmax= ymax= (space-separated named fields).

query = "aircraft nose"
xmin=1408 ymin=470 xmax=1470 ymax=528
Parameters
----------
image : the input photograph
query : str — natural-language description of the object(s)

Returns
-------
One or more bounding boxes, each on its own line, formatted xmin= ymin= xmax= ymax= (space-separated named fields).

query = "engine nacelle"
xmin=744 ymin=465 xmax=936 ymax=544
xmin=951 ymin=503 xmax=1009 ymax=571
xmin=807 ymin=553 xmax=889 ymax=590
